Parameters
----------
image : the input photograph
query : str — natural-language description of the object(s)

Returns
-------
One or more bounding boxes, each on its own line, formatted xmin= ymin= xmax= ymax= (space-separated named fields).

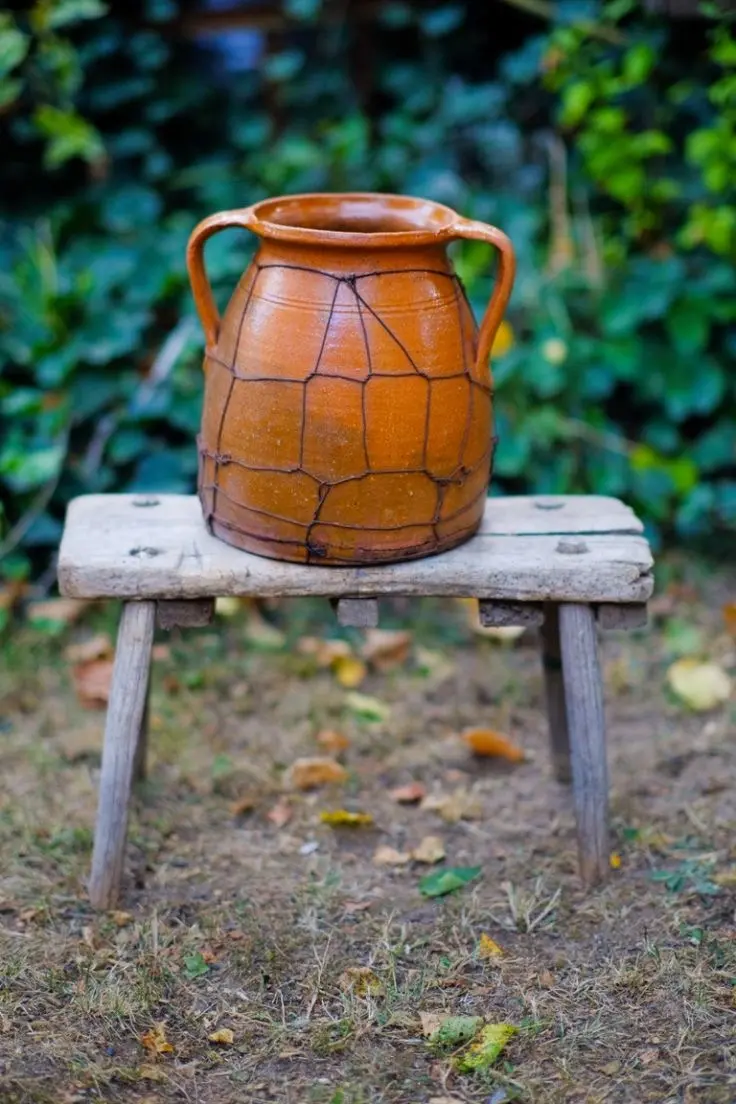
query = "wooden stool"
xmin=58 ymin=493 xmax=653 ymax=908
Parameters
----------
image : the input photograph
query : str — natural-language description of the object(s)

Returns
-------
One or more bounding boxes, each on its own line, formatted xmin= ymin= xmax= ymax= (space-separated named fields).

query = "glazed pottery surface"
xmin=187 ymin=192 xmax=515 ymax=565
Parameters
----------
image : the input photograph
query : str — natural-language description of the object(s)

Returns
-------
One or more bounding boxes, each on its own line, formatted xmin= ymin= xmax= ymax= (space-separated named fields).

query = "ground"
xmin=1 ymin=556 xmax=735 ymax=1104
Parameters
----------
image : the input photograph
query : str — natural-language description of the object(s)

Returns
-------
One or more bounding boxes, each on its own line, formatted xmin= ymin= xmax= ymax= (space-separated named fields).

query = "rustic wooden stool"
xmin=58 ymin=493 xmax=653 ymax=908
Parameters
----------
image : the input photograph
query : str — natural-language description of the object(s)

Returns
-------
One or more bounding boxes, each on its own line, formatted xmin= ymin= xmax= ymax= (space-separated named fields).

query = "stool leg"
xmin=558 ymin=603 xmax=609 ymax=886
xmin=540 ymin=604 xmax=572 ymax=783
xmin=89 ymin=601 xmax=156 ymax=909
xmin=133 ymin=674 xmax=150 ymax=783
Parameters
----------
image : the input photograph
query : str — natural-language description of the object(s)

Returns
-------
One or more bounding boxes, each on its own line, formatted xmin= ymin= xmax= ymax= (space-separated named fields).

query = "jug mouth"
xmin=248 ymin=192 xmax=460 ymax=248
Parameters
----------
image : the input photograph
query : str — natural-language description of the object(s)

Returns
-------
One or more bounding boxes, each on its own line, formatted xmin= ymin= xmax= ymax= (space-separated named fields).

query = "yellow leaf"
xmin=339 ymin=966 xmax=383 ymax=997
xmin=491 ymin=319 xmax=514 ymax=358
xmin=714 ymin=869 xmax=736 ymax=887
xmin=477 ymin=933 xmax=504 ymax=960
xmin=111 ymin=910 xmax=134 ymax=927
xmin=373 ymin=845 xmax=411 ymax=866
xmin=666 ymin=658 xmax=732 ymax=711
xmin=320 ymin=809 xmax=373 ymax=827
xmin=453 ymin=1022 xmax=518 ymax=1073
xmin=420 ymin=789 xmax=483 ymax=823
xmin=215 ymin=596 xmax=241 ymax=618
xmin=208 ymin=1028 xmax=234 ymax=1045
xmin=298 ymin=636 xmax=352 ymax=666
xmin=333 ymin=654 xmax=367 ymax=688
xmin=461 ymin=727 xmax=525 ymax=762
xmin=140 ymin=1023 xmax=174 ymax=1055
xmin=411 ymin=835 xmax=446 ymax=864
xmin=287 ymin=757 xmax=348 ymax=790
xmin=138 ymin=1064 xmax=168 ymax=1082
xmin=610 ymin=852 xmax=622 ymax=869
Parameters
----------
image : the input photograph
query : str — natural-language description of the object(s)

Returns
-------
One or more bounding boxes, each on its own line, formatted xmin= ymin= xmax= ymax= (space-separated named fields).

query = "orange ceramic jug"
xmin=187 ymin=192 xmax=515 ymax=565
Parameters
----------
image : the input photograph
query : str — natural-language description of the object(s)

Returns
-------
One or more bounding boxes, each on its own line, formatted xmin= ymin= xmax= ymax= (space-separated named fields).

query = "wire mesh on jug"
xmin=198 ymin=261 xmax=496 ymax=565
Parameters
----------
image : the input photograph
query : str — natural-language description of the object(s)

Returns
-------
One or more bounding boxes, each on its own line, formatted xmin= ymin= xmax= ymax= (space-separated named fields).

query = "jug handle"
xmin=186 ymin=207 xmax=258 ymax=350
xmin=449 ymin=218 xmax=516 ymax=380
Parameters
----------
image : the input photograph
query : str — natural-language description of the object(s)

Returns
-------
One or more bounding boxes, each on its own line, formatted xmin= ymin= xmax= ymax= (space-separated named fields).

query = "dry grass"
xmin=1 ymin=562 xmax=736 ymax=1103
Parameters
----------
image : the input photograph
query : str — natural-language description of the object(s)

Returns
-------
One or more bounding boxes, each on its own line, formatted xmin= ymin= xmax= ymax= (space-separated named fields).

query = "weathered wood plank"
xmin=334 ymin=597 xmax=379 ymax=627
xmin=558 ymin=603 xmax=609 ymax=886
xmin=157 ymin=598 xmax=215 ymax=629
xmin=540 ymin=604 xmax=571 ymax=783
xmin=89 ymin=601 xmax=155 ymax=909
xmin=59 ymin=496 xmax=654 ymax=604
xmin=597 ymin=603 xmax=648 ymax=630
xmin=479 ymin=495 xmax=643 ymax=536
xmin=478 ymin=601 xmax=544 ymax=627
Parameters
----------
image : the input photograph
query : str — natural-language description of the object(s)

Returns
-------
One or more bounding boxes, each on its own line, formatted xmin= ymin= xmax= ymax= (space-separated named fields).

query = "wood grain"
xmin=558 ymin=603 xmax=609 ymax=886
xmin=58 ymin=495 xmax=653 ymax=604
xmin=88 ymin=601 xmax=155 ymax=909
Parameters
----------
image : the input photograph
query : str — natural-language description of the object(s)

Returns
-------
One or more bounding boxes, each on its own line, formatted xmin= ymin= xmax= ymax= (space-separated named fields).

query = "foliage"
xmin=0 ymin=0 xmax=734 ymax=582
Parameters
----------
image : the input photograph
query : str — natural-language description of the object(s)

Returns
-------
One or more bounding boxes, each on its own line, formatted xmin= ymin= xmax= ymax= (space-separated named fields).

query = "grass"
xmin=1 ymin=564 xmax=736 ymax=1103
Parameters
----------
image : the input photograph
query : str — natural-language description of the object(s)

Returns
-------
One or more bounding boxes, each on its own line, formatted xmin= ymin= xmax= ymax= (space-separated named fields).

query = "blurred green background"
xmin=1 ymin=0 xmax=734 ymax=591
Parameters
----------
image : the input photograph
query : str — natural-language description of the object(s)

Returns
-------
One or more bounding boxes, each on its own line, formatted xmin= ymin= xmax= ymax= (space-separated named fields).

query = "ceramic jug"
xmin=187 ymin=192 xmax=515 ymax=565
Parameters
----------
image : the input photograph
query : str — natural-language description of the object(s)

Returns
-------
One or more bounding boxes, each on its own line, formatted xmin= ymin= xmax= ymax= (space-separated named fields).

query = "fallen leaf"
xmin=298 ymin=636 xmax=352 ymax=665
xmin=714 ymin=869 xmax=736 ymax=887
xmin=344 ymin=691 xmax=391 ymax=722
xmin=320 ymin=809 xmax=373 ymax=827
xmin=538 ymin=968 xmax=555 ymax=988
xmin=64 ymin=633 xmax=113 ymax=664
xmin=419 ymin=866 xmax=482 ymax=898
xmin=414 ymin=646 xmax=455 ymax=682
xmin=208 ymin=1028 xmax=234 ymax=1045
xmin=421 ymin=789 xmax=483 ymax=823
xmin=454 ymin=1022 xmax=517 ymax=1072
xmin=610 ymin=852 xmax=622 ymax=869
xmin=215 ymin=596 xmax=241 ymax=617
xmin=640 ymin=1047 xmax=659 ymax=1066
xmin=111 ymin=910 xmax=133 ymax=928
xmin=287 ymin=757 xmax=348 ymax=790
xmin=230 ymin=794 xmax=257 ymax=817
xmin=361 ymin=628 xmax=413 ymax=670
xmin=333 ymin=654 xmax=367 ymax=688
xmin=72 ymin=658 xmax=115 ymax=708
xmin=138 ymin=1064 xmax=168 ymax=1082
xmin=666 ymin=658 xmax=732 ymax=711
xmin=266 ymin=798 xmax=293 ymax=828
xmin=140 ymin=1023 xmax=174 ymax=1055
xmin=389 ymin=781 xmax=426 ymax=804
xmin=411 ymin=835 xmax=446 ymax=864
xmin=244 ymin=606 xmax=285 ymax=649
xmin=477 ymin=933 xmax=504 ymax=960
xmin=461 ymin=727 xmax=525 ymax=763
xmin=427 ymin=1015 xmax=483 ymax=1051
xmin=419 ymin=1011 xmax=445 ymax=1037
xmin=338 ymin=966 xmax=383 ymax=997
xmin=373 ymin=845 xmax=411 ymax=866
xmin=27 ymin=597 xmax=91 ymax=627
xmin=315 ymin=728 xmax=350 ymax=754
xmin=724 ymin=602 xmax=736 ymax=636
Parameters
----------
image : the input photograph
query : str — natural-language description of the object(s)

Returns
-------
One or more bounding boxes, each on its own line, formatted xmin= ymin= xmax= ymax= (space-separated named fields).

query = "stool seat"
xmin=59 ymin=493 xmax=652 ymax=602
xmin=57 ymin=493 xmax=655 ymax=909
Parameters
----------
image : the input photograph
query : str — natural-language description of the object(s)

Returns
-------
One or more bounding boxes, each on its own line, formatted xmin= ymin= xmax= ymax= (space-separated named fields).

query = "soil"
xmin=1 ymin=558 xmax=735 ymax=1104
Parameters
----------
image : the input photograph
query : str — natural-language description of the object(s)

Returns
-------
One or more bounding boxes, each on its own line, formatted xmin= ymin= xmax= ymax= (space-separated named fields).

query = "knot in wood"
xmin=556 ymin=538 xmax=588 ymax=555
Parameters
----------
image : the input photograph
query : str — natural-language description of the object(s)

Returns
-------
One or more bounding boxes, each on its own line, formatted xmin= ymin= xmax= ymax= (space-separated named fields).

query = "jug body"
xmin=188 ymin=193 xmax=515 ymax=565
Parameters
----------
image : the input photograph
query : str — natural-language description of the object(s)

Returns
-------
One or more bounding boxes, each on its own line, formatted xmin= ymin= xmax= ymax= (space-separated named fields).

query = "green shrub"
xmin=0 ymin=0 xmax=734 ymax=584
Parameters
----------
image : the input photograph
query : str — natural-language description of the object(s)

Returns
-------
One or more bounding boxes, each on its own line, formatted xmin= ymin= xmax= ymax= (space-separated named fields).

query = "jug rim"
xmin=248 ymin=191 xmax=461 ymax=248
